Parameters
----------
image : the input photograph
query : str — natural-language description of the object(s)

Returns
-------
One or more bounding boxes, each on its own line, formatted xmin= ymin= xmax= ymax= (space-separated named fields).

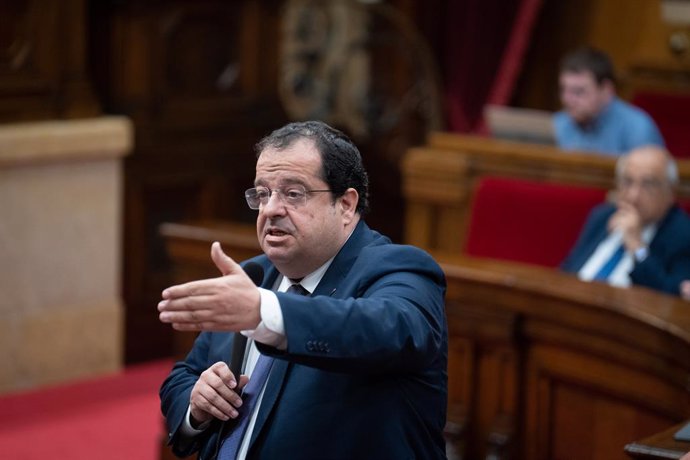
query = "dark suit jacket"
xmin=561 ymin=203 xmax=690 ymax=296
xmin=160 ymin=221 xmax=448 ymax=459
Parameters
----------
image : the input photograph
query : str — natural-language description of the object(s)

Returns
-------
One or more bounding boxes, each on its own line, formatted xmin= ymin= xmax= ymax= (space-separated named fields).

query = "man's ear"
xmin=339 ymin=188 xmax=359 ymax=223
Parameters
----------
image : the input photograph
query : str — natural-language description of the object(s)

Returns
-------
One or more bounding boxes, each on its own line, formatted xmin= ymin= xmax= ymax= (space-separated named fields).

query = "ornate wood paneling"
xmin=513 ymin=0 xmax=690 ymax=108
xmin=525 ymin=345 xmax=676 ymax=459
xmin=0 ymin=0 xmax=99 ymax=121
xmin=90 ymin=0 xmax=288 ymax=362
xmin=441 ymin=255 xmax=690 ymax=460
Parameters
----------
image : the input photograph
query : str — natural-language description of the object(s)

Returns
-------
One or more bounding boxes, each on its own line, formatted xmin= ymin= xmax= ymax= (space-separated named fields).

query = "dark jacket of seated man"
xmin=561 ymin=145 xmax=690 ymax=297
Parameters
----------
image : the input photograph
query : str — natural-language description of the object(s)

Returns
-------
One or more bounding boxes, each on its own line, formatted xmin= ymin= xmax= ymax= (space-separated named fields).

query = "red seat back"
xmin=679 ymin=198 xmax=690 ymax=216
xmin=632 ymin=92 xmax=690 ymax=159
xmin=464 ymin=177 xmax=607 ymax=267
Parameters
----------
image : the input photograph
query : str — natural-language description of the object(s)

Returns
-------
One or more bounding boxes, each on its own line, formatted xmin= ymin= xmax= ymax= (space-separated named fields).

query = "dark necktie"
xmin=286 ymin=282 xmax=310 ymax=296
xmin=218 ymin=353 xmax=273 ymax=460
xmin=593 ymin=244 xmax=625 ymax=280
xmin=218 ymin=282 xmax=309 ymax=459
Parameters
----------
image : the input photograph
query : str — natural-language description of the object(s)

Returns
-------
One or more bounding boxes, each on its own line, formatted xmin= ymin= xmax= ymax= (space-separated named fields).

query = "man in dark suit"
xmin=561 ymin=145 xmax=690 ymax=296
xmin=158 ymin=120 xmax=448 ymax=459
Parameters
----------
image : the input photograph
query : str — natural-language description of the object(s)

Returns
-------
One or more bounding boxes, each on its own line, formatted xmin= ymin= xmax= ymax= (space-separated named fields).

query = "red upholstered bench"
xmin=679 ymin=198 xmax=690 ymax=217
xmin=464 ymin=176 xmax=608 ymax=267
xmin=632 ymin=92 xmax=690 ymax=159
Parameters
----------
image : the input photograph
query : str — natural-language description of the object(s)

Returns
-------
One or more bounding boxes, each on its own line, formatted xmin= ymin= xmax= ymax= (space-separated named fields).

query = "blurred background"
xmin=2 ymin=0 xmax=690 ymax=458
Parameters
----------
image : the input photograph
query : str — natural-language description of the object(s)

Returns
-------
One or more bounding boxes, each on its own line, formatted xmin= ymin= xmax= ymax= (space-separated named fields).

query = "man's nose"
xmin=262 ymin=190 xmax=286 ymax=214
xmin=623 ymin=185 xmax=642 ymax=203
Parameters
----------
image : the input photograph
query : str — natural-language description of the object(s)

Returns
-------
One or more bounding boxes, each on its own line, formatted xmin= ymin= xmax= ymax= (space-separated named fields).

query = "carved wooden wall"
xmin=0 ymin=0 xmax=100 ymax=121
xmin=89 ymin=0 xmax=288 ymax=362
xmin=440 ymin=255 xmax=690 ymax=460
xmin=514 ymin=0 xmax=690 ymax=109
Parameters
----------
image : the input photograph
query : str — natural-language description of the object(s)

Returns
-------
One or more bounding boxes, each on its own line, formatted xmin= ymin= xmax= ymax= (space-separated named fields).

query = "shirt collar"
xmin=275 ymin=226 xmax=356 ymax=294
xmin=277 ymin=256 xmax=335 ymax=294
xmin=582 ymin=97 xmax=617 ymax=131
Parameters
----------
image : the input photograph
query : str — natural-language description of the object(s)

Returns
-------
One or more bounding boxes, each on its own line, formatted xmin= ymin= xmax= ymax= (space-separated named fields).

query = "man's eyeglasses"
xmin=244 ymin=185 xmax=332 ymax=209
xmin=617 ymin=177 xmax=666 ymax=193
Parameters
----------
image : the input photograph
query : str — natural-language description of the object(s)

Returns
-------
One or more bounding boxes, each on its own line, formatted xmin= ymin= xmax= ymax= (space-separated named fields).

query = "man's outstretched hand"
xmin=158 ymin=242 xmax=262 ymax=331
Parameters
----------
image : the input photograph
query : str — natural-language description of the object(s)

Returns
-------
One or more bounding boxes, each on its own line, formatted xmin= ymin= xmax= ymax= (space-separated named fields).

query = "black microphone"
xmin=229 ymin=262 xmax=264 ymax=381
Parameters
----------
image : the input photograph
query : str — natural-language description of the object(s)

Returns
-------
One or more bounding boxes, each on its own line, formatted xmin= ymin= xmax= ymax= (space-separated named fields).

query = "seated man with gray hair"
xmin=561 ymin=145 xmax=690 ymax=296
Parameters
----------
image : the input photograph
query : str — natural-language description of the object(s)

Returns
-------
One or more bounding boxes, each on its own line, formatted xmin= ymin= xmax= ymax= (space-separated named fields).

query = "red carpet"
xmin=0 ymin=359 xmax=174 ymax=460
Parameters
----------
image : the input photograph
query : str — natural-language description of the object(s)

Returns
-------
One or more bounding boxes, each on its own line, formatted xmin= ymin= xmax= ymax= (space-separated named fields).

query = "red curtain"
xmin=444 ymin=0 xmax=543 ymax=133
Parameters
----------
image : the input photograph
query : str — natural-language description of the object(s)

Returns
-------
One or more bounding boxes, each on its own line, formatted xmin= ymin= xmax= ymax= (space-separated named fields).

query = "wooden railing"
xmin=437 ymin=253 xmax=690 ymax=460
xmin=625 ymin=421 xmax=690 ymax=459
xmin=402 ymin=133 xmax=690 ymax=253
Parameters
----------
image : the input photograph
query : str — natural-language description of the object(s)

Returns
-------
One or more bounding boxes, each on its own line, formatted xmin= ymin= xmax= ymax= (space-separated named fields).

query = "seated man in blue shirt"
xmin=554 ymin=46 xmax=665 ymax=156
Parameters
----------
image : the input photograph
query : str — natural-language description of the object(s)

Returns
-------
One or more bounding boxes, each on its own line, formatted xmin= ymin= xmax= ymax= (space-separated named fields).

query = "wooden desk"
xmin=160 ymin=220 xmax=260 ymax=274
xmin=402 ymin=133 xmax=690 ymax=252
xmin=437 ymin=253 xmax=690 ymax=460
xmin=625 ymin=421 xmax=690 ymax=459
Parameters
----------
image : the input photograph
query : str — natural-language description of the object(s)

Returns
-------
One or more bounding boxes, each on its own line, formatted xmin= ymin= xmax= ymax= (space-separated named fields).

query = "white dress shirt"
xmin=578 ymin=225 xmax=656 ymax=287
xmin=180 ymin=257 xmax=333 ymax=459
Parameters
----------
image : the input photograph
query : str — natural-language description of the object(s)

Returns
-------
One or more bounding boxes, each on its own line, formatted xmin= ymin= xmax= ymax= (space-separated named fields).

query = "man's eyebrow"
xmin=254 ymin=177 xmax=307 ymax=187
xmin=280 ymin=177 xmax=305 ymax=185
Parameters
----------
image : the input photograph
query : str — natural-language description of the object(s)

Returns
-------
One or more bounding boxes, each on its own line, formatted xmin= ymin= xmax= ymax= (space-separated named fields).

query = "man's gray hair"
xmin=615 ymin=146 xmax=679 ymax=187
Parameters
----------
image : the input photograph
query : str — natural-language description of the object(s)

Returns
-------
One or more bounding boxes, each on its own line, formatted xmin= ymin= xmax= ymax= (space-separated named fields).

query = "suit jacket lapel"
xmin=578 ymin=209 xmax=615 ymax=271
xmin=244 ymin=262 xmax=291 ymax=450
xmin=312 ymin=221 xmax=377 ymax=297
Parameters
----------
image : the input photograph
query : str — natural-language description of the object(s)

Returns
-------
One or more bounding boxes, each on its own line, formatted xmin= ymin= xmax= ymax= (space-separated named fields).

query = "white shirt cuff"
xmin=180 ymin=405 xmax=211 ymax=436
xmin=242 ymin=288 xmax=287 ymax=350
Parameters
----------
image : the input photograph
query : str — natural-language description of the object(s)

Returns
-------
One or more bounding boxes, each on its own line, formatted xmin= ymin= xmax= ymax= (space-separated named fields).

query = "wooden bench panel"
xmin=402 ymin=133 xmax=690 ymax=255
